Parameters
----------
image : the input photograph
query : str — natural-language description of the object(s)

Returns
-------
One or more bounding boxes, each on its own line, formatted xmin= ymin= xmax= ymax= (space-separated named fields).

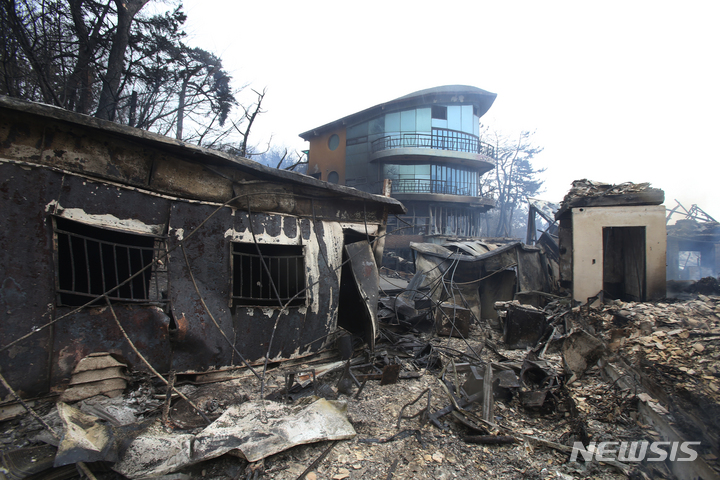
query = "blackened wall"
xmin=0 ymin=162 xmax=343 ymax=398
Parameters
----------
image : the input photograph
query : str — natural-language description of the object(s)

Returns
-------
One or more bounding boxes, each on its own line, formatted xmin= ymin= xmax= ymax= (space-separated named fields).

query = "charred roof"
xmin=556 ymin=179 xmax=665 ymax=219
xmin=0 ymin=95 xmax=406 ymax=215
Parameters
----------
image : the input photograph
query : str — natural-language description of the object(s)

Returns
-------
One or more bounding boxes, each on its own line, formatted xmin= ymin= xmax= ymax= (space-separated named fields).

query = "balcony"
xmin=387 ymin=176 xmax=493 ymax=208
xmin=391 ymin=178 xmax=476 ymax=197
xmin=371 ymin=128 xmax=495 ymax=158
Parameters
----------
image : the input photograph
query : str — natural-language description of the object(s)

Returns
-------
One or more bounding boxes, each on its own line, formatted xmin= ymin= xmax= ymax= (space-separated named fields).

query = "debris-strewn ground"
xmin=601 ymin=295 xmax=720 ymax=402
xmin=2 ymin=294 xmax=720 ymax=479
xmin=594 ymin=294 xmax=720 ymax=470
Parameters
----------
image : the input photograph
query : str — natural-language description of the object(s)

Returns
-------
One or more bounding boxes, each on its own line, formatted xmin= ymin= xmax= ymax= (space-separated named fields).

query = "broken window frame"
xmin=230 ymin=242 xmax=307 ymax=308
xmin=52 ymin=216 xmax=169 ymax=306
xmin=678 ymin=250 xmax=703 ymax=279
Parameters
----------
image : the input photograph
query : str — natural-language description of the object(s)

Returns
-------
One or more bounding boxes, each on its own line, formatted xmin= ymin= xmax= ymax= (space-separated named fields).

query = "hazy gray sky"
xmin=181 ymin=0 xmax=720 ymax=220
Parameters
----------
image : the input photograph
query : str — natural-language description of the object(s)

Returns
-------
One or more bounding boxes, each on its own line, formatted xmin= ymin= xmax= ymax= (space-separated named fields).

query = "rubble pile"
xmin=2 ymin=273 xmax=720 ymax=478
xmin=3 ymin=90 xmax=719 ymax=480
xmin=562 ymin=179 xmax=656 ymax=202
xmin=601 ymin=296 xmax=720 ymax=387
xmin=687 ymin=277 xmax=720 ymax=295
xmin=595 ymin=295 xmax=720 ymax=468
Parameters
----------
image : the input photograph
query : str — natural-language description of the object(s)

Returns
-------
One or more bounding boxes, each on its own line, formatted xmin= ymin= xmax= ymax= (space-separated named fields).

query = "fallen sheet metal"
xmin=54 ymin=402 xmax=116 ymax=466
xmin=338 ymin=241 xmax=380 ymax=351
xmin=114 ymin=398 xmax=357 ymax=478
xmin=78 ymin=395 xmax=142 ymax=426
xmin=193 ymin=398 xmax=356 ymax=463
xmin=54 ymin=402 xmax=149 ymax=469
xmin=562 ymin=329 xmax=606 ymax=383
xmin=112 ymin=426 xmax=194 ymax=479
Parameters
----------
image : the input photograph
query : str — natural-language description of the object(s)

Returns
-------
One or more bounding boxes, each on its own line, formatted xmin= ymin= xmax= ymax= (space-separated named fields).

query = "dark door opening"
xmin=338 ymin=239 xmax=379 ymax=351
xmin=603 ymin=226 xmax=646 ymax=301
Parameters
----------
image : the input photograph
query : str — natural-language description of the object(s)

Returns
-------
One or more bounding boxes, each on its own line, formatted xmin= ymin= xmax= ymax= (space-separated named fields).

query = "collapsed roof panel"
xmin=527 ymin=197 xmax=560 ymax=225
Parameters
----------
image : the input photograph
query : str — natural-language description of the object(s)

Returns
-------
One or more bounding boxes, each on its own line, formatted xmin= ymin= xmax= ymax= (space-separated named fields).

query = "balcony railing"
xmin=391 ymin=178 xmax=476 ymax=197
xmin=385 ymin=205 xmax=485 ymax=237
xmin=371 ymin=128 xmax=495 ymax=158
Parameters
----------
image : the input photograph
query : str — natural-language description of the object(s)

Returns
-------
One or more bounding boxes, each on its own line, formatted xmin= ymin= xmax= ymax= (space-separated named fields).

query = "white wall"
xmin=571 ymin=205 xmax=667 ymax=302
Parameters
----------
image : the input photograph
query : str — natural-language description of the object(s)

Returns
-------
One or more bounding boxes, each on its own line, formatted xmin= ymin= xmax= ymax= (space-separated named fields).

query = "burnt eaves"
xmin=0 ymin=95 xmax=406 ymax=215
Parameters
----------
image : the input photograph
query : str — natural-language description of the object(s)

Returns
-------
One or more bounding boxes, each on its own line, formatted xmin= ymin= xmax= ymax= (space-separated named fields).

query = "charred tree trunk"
xmin=95 ymin=0 xmax=149 ymax=121
xmin=1 ymin=0 xmax=59 ymax=105
xmin=175 ymin=65 xmax=202 ymax=140
xmin=64 ymin=0 xmax=110 ymax=114
xmin=237 ymin=88 xmax=266 ymax=157
xmin=176 ymin=75 xmax=188 ymax=140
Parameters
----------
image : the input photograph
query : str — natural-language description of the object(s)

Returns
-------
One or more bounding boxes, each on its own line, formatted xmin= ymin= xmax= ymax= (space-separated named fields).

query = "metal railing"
xmin=231 ymin=249 xmax=306 ymax=306
xmin=391 ymin=178 xmax=476 ymax=196
xmin=385 ymin=206 xmax=484 ymax=237
xmin=371 ymin=128 xmax=495 ymax=158
xmin=55 ymin=226 xmax=167 ymax=303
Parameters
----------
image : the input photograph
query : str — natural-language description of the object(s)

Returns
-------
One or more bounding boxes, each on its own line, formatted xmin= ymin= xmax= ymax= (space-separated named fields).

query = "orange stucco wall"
xmin=306 ymin=127 xmax=346 ymax=184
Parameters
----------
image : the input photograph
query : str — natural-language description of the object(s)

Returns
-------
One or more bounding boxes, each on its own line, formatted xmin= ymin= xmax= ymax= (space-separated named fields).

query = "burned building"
xmin=408 ymin=240 xmax=556 ymax=331
xmin=666 ymin=202 xmax=720 ymax=281
xmin=667 ymin=220 xmax=720 ymax=280
xmin=298 ymin=85 xmax=497 ymax=262
xmin=0 ymin=95 xmax=405 ymax=399
xmin=555 ymin=180 xmax=667 ymax=303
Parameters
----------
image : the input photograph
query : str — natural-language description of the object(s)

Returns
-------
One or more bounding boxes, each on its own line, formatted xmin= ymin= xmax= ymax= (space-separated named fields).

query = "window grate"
xmin=231 ymin=243 xmax=306 ymax=307
xmin=53 ymin=217 xmax=168 ymax=306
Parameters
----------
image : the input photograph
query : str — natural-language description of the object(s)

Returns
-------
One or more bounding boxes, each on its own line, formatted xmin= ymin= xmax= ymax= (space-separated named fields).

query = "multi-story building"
xmin=299 ymin=85 xmax=498 ymax=259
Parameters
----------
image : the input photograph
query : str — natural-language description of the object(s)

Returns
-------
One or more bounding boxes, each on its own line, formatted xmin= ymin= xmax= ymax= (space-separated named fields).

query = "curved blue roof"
xmin=299 ymin=85 xmax=496 ymax=140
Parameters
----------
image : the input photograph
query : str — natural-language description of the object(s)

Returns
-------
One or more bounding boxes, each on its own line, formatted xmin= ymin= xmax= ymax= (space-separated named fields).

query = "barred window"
xmin=231 ymin=243 xmax=306 ymax=307
xmin=53 ymin=217 xmax=168 ymax=306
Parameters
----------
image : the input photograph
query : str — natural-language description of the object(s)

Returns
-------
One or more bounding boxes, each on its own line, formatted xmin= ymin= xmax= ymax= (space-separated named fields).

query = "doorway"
xmin=603 ymin=226 xmax=646 ymax=301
